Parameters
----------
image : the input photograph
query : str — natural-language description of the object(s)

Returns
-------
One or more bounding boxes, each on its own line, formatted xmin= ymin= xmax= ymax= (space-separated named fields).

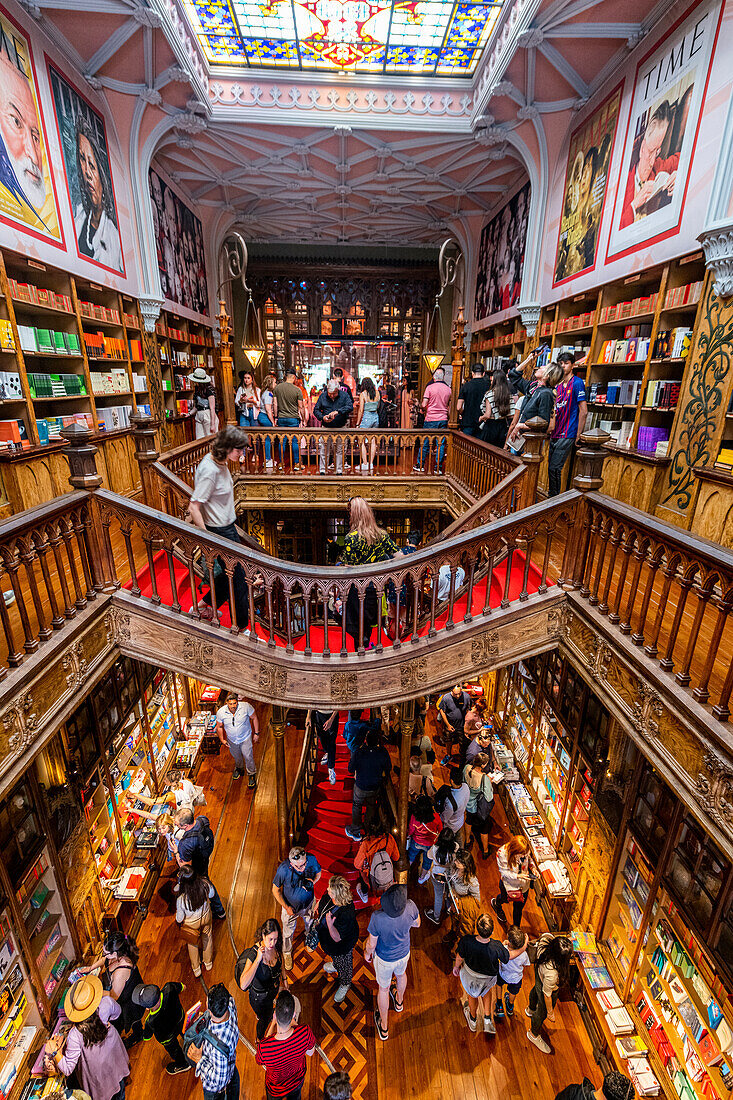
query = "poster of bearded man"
xmin=0 ymin=6 xmax=62 ymax=244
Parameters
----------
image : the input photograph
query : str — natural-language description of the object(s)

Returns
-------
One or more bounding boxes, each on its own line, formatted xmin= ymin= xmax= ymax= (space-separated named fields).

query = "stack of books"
xmin=8 ymin=279 xmax=72 ymax=312
xmin=0 ymin=321 xmax=14 ymax=350
xmin=652 ymin=327 xmax=693 ymax=360
xmin=17 ymin=326 xmax=80 ymax=355
xmin=637 ymin=426 xmax=669 ymax=455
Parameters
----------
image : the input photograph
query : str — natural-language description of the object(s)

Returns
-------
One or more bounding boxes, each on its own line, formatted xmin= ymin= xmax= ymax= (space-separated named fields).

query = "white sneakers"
xmin=526 ymin=1029 xmax=551 ymax=1053
xmin=328 ymin=768 xmax=337 ymax=785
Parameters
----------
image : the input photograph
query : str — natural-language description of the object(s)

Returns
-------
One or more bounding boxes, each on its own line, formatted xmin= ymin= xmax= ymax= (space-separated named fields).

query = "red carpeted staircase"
xmin=126 ymin=551 xmax=547 ymax=649
xmin=303 ymin=713 xmax=376 ymax=912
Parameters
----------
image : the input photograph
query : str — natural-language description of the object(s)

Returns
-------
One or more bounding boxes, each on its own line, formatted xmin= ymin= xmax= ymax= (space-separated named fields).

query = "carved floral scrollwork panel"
xmin=696 ymin=749 xmax=733 ymax=831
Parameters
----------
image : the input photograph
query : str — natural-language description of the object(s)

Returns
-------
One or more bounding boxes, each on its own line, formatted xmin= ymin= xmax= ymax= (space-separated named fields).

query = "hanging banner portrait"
xmin=553 ymin=84 xmax=623 ymax=286
xmin=48 ymin=64 xmax=124 ymax=275
xmin=0 ymin=7 xmax=62 ymax=245
xmin=606 ymin=0 xmax=723 ymax=263
xmin=149 ymin=168 xmax=209 ymax=316
xmin=474 ymin=181 xmax=530 ymax=323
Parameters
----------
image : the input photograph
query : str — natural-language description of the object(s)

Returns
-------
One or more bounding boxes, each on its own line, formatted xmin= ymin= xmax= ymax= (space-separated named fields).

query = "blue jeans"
xmin=548 ymin=436 xmax=575 ymax=496
xmin=277 ymin=416 xmax=299 ymax=465
xmin=432 ymin=874 xmax=447 ymax=919
xmin=204 ymin=1066 xmax=240 ymax=1100
xmin=407 ymin=837 xmax=433 ymax=873
xmin=239 ymin=409 xmax=256 ymax=427
xmin=258 ymin=411 xmax=273 ymax=461
xmin=420 ymin=420 xmax=447 ymax=470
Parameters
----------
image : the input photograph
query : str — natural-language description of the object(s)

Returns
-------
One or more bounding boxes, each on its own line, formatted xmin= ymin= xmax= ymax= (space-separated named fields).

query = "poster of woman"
xmin=48 ymin=64 xmax=124 ymax=274
xmin=553 ymin=85 xmax=622 ymax=286
xmin=474 ymin=181 xmax=530 ymax=323
xmin=0 ymin=7 xmax=62 ymax=245
xmin=606 ymin=0 xmax=723 ymax=263
xmin=148 ymin=168 xmax=209 ymax=316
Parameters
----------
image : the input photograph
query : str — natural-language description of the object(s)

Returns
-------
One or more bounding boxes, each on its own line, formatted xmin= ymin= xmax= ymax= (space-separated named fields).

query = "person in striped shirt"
xmin=255 ymin=991 xmax=316 ymax=1100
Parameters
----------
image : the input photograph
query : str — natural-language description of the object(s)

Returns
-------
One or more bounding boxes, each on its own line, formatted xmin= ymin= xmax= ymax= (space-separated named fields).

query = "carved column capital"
xmin=519 ymin=302 xmax=541 ymax=337
xmin=139 ymin=297 xmax=164 ymax=332
xmin=699 ymin=227 xmax=733 ymax=298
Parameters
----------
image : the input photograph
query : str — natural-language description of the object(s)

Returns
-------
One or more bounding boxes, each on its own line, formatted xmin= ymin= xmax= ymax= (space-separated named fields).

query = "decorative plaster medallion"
xmin=182 ymin=636 xmax=214 ymax=669
xmin=400 ymin=657 xmax=428 ymax=691
xmin=258 ymin=663 xmax=288 ymax=697
xmin=330 ymin=672 xmax=358 ymax=703
xmin=631 ymin=679 xmax=663 ymax=741
xmin=696 ymin=749 xmax=733 ymax=831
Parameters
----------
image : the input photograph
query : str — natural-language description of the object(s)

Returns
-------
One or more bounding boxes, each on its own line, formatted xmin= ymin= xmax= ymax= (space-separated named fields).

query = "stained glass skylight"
xmin=184 ymin=0 xmax=504 ymax=75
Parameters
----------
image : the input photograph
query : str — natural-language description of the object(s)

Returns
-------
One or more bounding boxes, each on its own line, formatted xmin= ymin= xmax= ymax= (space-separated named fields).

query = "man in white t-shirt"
xmin=216 ymin=693 xmax=259 ymax=786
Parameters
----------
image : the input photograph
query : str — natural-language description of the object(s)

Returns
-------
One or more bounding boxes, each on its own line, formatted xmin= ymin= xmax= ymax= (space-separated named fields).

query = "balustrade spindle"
xmin=375 ymin=583 xmax=385 ymax=654
xmin=121 ymin=527 xmax=140 ymax=597
xmin=579 ymin=510 xmax=602 ymax=599
xmin=483 ymin=553 xmax=496 ymax=616
xmin=21 ymin=544 xmax=50 ymax=642
xmin=428 ymin=573 xmax=439 ymax=636
xmin=49 ymin=527 xmax=75 ymax=618
xmin=608 ymin=533 xmax=634 ymax=625
xmin=446 ymin=566 xmax=457 ymax=630
xmin=61 ymin=523 xmax=86 ymax=609
xmin=0 ymin=578 xmax=20 ymax=668
xmin=464 ymin=560 xmax=476 ymax=623
xmin=145 ymin=538 xmax=161 ymax=606
xmin=357 ymin=587 xmax=366 ymax=656
xmin=539 ymin=535 xmax=552 ymax=595
xmin=620 ymin=543 xmax=646 ymax=635
xmin=410 ymin=577 xmax=421 ymax=644
xmin=676 ymin=584 xmax=712 ymax=687
xmin=72 ymin=515 xmax=96 ymax=600
xmin=222 ymin=569 xmax=236 ymax=634
xmin=519 ymin=538 xmax=534 ymax=602
xmin=632 ymin=554 xmax=662 ymax=646
xmin=284 ymin=590 xmax=294 ymax=654
xmin=303 ymin=589 xmax=312 ymax=657
xmin=266 ymin=585 xmax=276 ymax=647
xmin=7 ymin=553 xmax=35 ymax=653
xmin=712 ymin=641 xmax=733 ymax=721
xmin=246 ymin=578 xmax=258 ymax=643
xmin=659 ymin=574 xmax=693 ymax=672
xmin=589 ymin=519 xmax=610 ymax=605
xmin=187 ymin=561 xmax=198 ymax=616
xmin=322 ymin=587 xmax=331 ymax=658
xmin=340 ymin=589 xmax=349 ymax=658
xmin=35 ymin=534 xmax=64 ymax=630
xmin=165 ymin=550 xmax=181 ymax=614
xmin=644 ymin=564 xmax=675 ymax=658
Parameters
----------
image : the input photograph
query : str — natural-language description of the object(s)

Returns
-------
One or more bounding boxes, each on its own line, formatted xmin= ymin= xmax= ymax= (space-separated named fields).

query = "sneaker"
xmin=490 ymin=897 xmax=506 ymax=923
xmin=283 ymin=952 xmax=293 ymax=971
xmin=328 ymin=768 xmax=337 ymax=785
xmin=265 ymin=461 xmax=274 ymax=470
xmin=2 ymin=591 xmax=15 ymax=607
xmin=323 ymin=960 xmax=337 ymax=975
xmin=165 ymin=1063 xmax=190 ymax=1075
xmin=527 ymin=1029 xmax=551 ymax=1054
xmin=320 ymin=754 xmax=329 ymax=765
xmin=484 ymin=1015 xmax=497 ymax=1035
xmin=198 ymin=604 xmax=214 ymax=621
xmin=440 ymin=754 xmax=453 ymax=767
xmin=418 ymin=869 xmax=431 ymax=885
xmin=334 ymin=983 xmax=350 ymax=1004
xmin=232 ymin=768 xmax=243 ymax=780
xmin=356 ymin=882 xmax=368 ymax=904
xmin=505 ymin=997 xmax=514 ymax=1017
xmin=389 ymin=986 xmax=404 ymax=1013
xmin=192 ymin=968 xmax=201 ymax=978
xmin=248 ymin=773 xmax=257 ymax=789
xmin=493 ymin=1000 xmax=505 ymax=1020
xmin=374 ymin=1008 xmax=388 ymax=1041
xmin=424 ymin=908 xmax=441 ymax=924
xmin=344 ymin=826 xmax=363 ymax=841
xmin=412 ymin=465 xmax=422 ymax=472
xmin=203 ymin=962 xmax=213 ymax=971
xmin=463 ymin=1004 xmax=477 ymax=1032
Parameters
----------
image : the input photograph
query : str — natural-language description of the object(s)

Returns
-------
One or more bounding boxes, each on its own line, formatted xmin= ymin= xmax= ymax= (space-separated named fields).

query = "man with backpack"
xmin=345 ymin=727 xmax=392 ymax=841
xmin=353 ymin=821 xmax=399 ymax=903
xmin=271 ymin=846 xmax=322 ymax=971
xmin=186 ymin=982 xmax=239 ymax=1100
xmin=175 ymin=808 xmax=226 ymax=920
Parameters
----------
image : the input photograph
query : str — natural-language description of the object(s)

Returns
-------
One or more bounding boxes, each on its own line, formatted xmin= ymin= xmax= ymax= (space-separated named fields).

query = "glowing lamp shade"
xmin=422 ymin=351 xmax=446 ymax=372
xmin=242 ymin=345 xmax=265 ymax=370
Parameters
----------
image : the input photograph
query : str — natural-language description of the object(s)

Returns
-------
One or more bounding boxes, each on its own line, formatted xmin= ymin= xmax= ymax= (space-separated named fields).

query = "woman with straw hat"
xmin=188 ymin=365 xmax=218 ymax=438
xmin=43 ymin=976 xmax=129 ymax=1100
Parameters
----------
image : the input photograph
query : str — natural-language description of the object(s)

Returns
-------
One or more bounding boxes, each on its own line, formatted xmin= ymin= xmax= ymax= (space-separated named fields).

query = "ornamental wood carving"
xmin=696 ymin=750 xmax=733 ymax=831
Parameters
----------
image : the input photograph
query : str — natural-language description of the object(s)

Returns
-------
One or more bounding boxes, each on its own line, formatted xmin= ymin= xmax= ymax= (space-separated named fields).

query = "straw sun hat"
xmin=64 ymin=976 xmax=104 ymax=1022
xmin=188 ymin=367 xmax=212 ymax=385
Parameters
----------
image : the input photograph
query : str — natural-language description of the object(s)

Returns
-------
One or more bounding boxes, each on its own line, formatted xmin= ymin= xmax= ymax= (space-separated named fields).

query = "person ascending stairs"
xmin=345 ymin=727 xmax=392 ymax=841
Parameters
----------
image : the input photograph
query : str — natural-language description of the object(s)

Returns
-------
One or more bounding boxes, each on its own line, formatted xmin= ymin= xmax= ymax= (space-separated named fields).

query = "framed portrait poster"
xmin=48 ymin=63 xmax=125 ymax=275
xmin=149 ymin=168 xmax=209 ymax=316
xmin=553 ymin=84 xmax=623 ymax=286
xmin=606 ymin=0 xmax=724 ymax=263
xmin=474 ymin=181 xmax=530 ymax=324
xmin=0 ymin=6 xmax=62 ymax=246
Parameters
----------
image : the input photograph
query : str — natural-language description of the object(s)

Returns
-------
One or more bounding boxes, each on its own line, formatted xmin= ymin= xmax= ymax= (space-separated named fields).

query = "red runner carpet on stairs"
xmin=126 ymin=552 xmax=547 ymax=651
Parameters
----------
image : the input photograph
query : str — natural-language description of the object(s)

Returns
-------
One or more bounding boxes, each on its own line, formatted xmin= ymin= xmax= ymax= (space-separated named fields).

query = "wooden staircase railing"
xmin=287 ymin=711 xmax=320 ymax=847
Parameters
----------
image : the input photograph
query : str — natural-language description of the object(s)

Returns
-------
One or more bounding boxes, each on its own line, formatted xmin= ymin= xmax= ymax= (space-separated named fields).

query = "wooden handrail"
xmin=287 ymin=712 xmax=320 ymax=846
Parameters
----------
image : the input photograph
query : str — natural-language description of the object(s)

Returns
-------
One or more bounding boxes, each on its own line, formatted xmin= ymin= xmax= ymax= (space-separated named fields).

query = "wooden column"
xmin=396 ymin=698 xmax=415 ymax=882
xmin=272 ymin=705 xmax=289 ymax=860
xmin=518 ymin=416 xmax=549 ymax=505
xmin=217 ymin=299 xmax=237 ymax=427
xmin=130 ymin=411 xmax=162 ymax=508
xmin=61 ymin=423 xmax=116 ymax=593
xmin=572 ymin=428 xmax=612 ymax=493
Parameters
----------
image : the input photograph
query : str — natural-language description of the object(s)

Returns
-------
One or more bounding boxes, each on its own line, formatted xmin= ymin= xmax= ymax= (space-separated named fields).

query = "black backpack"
xmin=196 ymin=816 xmax=215 ymax=861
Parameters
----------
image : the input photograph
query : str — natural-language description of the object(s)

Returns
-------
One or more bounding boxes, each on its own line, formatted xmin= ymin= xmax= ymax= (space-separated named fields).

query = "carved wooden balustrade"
xmin=568 ymin=495 xmax=733 ymax=723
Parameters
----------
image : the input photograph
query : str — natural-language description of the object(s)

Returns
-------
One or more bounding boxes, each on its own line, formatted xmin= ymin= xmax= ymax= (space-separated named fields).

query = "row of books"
xmin=83 ymin=331 xmax=126 ymax=359
xmin=28 ymin=372 xmax=86 ymax=398
xmin=598 ymin=338 xmax=651 ymax=365
xmin=587 ymin=413 xmax=634 ymax=448
xmin=8 ymin=279 xmax=71 ymax=313
xmin=78 ymin=300 xmax=121 ymax=325
xmin=600 ymin=379 xmax=643 ymax=406
xmin=0 ymin=321 xmax=14 ymax=350
xmin=557 ymin=310 xmax=595 ymax=332
xmin=0 ymin=372 xmax=21 ymax=400
xmin=128 ymin=337 xmax=143 ymax=361
xmin=97 ymin=405 xmax=133 ymax=431
xmin=90 ymin=369 xmax=130 ymax=395
xmin=665 ymin=281 xmax=703 ymax=309
xmin=600 ymin=293 xmax=659 ymax=323
xmin=17 ymin=326 xmax=80 ymax=356
xmin=654 ymin=328 xmax=693 ymax=361
xmin=644 ymin=380 xmax=680 ymax=410
xmin=637 ymin=426 xmax=670 ymax=455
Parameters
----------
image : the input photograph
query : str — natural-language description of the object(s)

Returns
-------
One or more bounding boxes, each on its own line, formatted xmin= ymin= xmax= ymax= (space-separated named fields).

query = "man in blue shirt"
xmin=548 ymin=352 xmax=587 ymax=497
xmin=314 ymin=379 xmax=354 ymax=474
xmin=272 ymin=846 xmax=322 ymax=970
xmin=345 ymin=728 xmax=392 ymax=841
xmin=175 ymin=808 xmax=226 ymax=920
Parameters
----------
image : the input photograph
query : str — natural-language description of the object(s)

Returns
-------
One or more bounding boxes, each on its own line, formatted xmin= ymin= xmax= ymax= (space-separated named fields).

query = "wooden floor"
xmin=126 ymin=707 xmax=599 ymax=1100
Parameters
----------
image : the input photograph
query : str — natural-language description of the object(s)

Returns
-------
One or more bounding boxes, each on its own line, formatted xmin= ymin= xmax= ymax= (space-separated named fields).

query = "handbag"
xmin=179 ymin=908 xmax=208 ymax=946
xmin=183 ymin=1010 xmax=229 ymax=1067
xmin=475 ymin=777 xmax=494 ymax=822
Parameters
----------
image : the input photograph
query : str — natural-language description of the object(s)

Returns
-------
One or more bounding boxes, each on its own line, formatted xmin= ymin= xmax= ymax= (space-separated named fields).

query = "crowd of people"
xmin=41 ymin=692 xmax=636 ymax=1100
